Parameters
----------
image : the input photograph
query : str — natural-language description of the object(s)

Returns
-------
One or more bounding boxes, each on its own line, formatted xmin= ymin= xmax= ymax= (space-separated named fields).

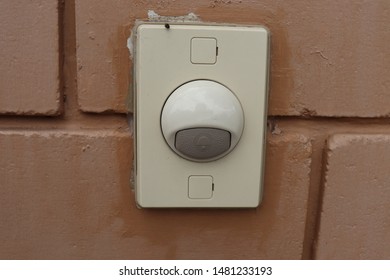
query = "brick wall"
xmin=0 ymin=0 xmax=389 ymax=259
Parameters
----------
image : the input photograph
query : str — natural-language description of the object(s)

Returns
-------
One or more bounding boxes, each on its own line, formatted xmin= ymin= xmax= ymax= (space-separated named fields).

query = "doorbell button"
xmin=175 ymin=128 xmax=231 ymax=160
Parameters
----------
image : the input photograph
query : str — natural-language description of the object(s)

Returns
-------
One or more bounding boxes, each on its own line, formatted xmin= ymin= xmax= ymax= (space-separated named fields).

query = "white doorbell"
xmin=161 ymin=80 xmax=244 ymax=162
xmin=134 ymin=23 xmax=269 ymax=207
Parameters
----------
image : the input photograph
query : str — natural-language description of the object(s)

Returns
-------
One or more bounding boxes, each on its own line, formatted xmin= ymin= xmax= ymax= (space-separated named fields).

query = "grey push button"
xmin=175 ymin=128 xmax=231 ymax=160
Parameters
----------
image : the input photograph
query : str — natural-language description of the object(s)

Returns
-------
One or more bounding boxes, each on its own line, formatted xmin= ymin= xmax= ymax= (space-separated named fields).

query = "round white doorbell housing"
xmin=161 ymin=80 xmax=244 ymax=162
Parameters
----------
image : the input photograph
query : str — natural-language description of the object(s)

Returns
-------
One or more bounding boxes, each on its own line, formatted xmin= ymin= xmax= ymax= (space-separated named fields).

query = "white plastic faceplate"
xmin=134 ymin=23 xmax=269 ymax=207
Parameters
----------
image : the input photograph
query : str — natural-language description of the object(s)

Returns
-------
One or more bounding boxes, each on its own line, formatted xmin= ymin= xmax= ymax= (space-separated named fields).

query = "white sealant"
xmin=147 ymin=10 xmax=199 ymax=22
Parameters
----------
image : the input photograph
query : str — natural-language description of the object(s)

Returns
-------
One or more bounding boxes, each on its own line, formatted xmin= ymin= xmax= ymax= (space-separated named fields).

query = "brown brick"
xmin=75 ymin=1 xmax=132 ymax=113
xmin=0 ymin=0 xmax=61 ymax=115
xmin=0 ymin=131 xmax=311 ymax=259
xmin=0 ymin=130 xmax=133 ymax=259
xmin=315 ymin=134 xmax=390 ymax=259
xmin=75 ymin=0 xmax=389 ymax=116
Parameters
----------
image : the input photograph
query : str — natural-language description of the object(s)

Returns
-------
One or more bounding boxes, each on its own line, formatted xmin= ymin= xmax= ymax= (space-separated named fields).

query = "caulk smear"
xmin=147 ymin=10 xmax=200 ymax=22
xmin=126 ymin=32 xmax=135 ymax=61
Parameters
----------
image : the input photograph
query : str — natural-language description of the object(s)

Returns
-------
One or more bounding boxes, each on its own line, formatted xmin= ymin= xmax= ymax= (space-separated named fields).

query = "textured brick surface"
xmin=75 ymin=0 xmax=390 ymax=116
xmin=0 ymin=131 xmax=311 ymax=259
xmin=315 ymin=134 xmax=390 ymax=259
xmin=75 ymin=1 xmax=131 ymax=113
xmin=0 ymin=130 xmax=133 ymax=259
xmin=0 ymin=0 xmax=61 ymax=115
